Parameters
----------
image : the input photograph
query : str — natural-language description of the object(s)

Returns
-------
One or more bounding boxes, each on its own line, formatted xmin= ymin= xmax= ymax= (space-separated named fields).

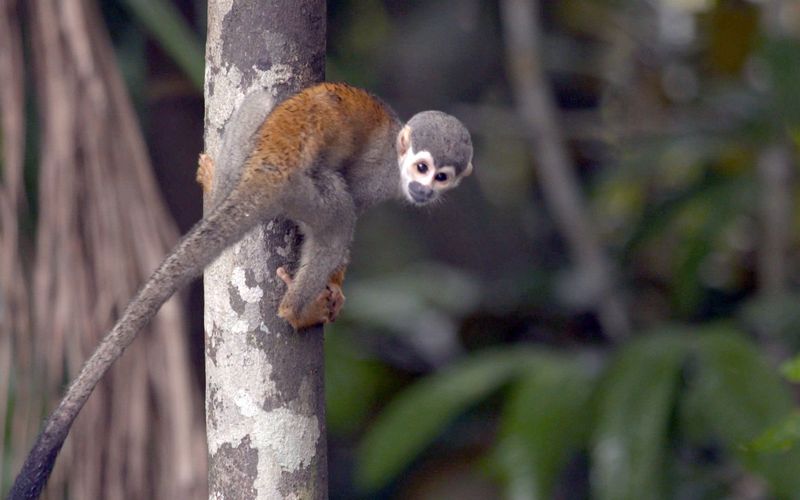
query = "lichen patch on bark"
xmin=206 ymin=226 xmax=321 ymax=499
xmin=232 ymin=266 xmax=264 ymax=303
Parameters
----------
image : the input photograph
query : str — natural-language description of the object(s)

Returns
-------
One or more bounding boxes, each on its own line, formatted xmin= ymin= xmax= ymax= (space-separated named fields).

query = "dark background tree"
xmin=4 ymin=0 xmax=800 ymax=498
xmin=2 ymin=0 xmax=205 ymax=498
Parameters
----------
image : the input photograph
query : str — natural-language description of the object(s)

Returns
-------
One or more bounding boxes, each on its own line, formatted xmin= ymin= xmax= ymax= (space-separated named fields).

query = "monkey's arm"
xmin=200 ymin=151 xmax=348 ymax=329
xmin=277 ymin=170 xmax=356 ymax=328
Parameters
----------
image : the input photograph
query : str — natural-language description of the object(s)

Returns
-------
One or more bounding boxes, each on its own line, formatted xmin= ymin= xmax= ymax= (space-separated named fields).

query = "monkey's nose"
xmin=409 ymin=181 xmax=433 ymax=203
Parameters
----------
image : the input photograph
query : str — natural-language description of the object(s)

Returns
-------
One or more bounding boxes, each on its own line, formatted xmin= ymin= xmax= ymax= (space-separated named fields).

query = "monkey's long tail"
xmin=8 ymin=194 xmax=265 ymax=500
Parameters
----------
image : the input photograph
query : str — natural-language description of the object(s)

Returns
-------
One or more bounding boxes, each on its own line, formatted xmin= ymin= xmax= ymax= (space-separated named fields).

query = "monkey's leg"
xmin=278 ymin=172 xmax=355 ymax=329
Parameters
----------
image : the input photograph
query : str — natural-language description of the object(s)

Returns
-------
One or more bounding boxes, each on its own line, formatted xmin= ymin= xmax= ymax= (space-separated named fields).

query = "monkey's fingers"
xmin=276 ymin=266 xmax=293 ymax=286
xmin=279 ymin=288 xmax=331 ymax=330
xmin=276 ymin=269 xmax=344 ymax=329
xmin=196 ymin=153 xmax=215 ymax=193
xmin=326 ymin=283 xmax=345 ymax=322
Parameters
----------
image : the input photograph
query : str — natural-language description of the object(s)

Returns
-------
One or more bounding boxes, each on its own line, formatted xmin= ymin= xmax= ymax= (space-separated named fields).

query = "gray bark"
xmin=203 ymin=1 xmax=327 ymax=499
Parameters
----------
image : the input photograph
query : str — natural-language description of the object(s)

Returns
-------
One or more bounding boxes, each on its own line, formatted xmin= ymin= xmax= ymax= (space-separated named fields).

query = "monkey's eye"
xmin=416 ymin=162 xmax=429 ymax=174
xmin=434 ymin=172 xmax=448 ymax=182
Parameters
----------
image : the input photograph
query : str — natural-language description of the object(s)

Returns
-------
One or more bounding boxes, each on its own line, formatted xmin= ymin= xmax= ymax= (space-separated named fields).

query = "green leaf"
xmin=685 ymin=327 xmax=800 ymax=497
xmin=355 ymin=348 xmax=542 ymax=492
xmin=781 ymin=356 xmax=800 ymax=383
xmin=122 ymin=0 xmax=204 ymax=91
xmin=492 ymin=354 xmax=597 ymax=500
xmin=672 ymin=225 xmax=712 ymax=316
xmin=591 ymin=333 xmax=687 ymax=500
xmin=751 ymin=413 xmax=800 ymax=453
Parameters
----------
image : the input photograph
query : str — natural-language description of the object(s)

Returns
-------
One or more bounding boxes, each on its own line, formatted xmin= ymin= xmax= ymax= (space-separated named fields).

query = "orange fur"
xmin=328 ymin=265 xmax=346 ymax=287
xmin=242 ymin=83 xmax=394 ymax=188
xmin=276 ymin=265 xmax=347 ymax=328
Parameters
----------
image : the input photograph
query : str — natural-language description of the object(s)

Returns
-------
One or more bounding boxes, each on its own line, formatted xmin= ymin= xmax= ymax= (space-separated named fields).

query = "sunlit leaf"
xmin=751 ymin=413 xmax=800 ymax=453
xmin=355 ymin=348 xmax=544 ymax=492
xmin=591 ymin=332 xmax=687 ymax=500
xmin=492 ymin=354 xmax=597 ymax=500
xmin=791 ymin=128 xmax=800 ymax=151
xmin=780 ymin=356 xmax=800 ymax=383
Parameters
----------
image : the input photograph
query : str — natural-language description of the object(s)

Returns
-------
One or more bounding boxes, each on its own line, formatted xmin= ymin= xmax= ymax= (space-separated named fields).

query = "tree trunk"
xmin=203 ymin=1 xmax=327 ymax=499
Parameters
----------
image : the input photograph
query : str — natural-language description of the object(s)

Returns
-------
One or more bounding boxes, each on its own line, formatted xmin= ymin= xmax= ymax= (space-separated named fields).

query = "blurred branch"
xmin=500 ymin=0 xmax=630 ymax=340
xmin=757 ymin=0 xmax=794 ymax=313
xmin=756 ymin=144 xmax=792 ymax=298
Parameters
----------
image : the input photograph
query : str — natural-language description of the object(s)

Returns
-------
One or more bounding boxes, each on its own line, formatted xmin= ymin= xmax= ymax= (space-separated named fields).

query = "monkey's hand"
xmin=197 ymin=153 xmax=215 ymax=193
xmin=276 ymin=267 xmax=345 ymax=330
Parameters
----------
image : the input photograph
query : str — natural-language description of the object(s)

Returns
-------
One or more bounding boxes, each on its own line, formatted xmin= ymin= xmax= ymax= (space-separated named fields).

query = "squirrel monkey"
xmin=9 ymin=82 xmax=473 ymax=499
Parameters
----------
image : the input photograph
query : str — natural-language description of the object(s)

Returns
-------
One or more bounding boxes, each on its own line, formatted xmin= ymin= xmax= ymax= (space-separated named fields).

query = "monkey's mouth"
xmin=407 ymin=182 xmax=435 ymax=205
xmin=409 ymin=192 xmax=435 ymax=205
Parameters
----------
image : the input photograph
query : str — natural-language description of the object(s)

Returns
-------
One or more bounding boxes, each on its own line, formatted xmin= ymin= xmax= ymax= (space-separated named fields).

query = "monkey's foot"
xmin=276 ymin=267 xmax=346 ymax=330
xmin=197 ymin=153 xmax=215 ymax=193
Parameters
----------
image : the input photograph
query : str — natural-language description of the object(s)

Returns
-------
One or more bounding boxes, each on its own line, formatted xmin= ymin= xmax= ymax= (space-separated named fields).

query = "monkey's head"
xmin=396 ymin=111 xmax=473 ymax=205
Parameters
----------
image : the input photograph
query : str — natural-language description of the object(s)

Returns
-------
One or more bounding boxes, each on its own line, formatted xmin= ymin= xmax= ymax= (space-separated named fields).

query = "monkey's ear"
xmin=463 ymin=162 xmax=473 ymax=177
xmin=397 ymin=126 xmax=412 ymax=156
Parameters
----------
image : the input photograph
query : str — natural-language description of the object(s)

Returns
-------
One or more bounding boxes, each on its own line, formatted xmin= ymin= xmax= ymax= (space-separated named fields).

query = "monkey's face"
xmin=396 ymin=124 xmax=472 ymax=206
xmin=399 ymin=148 xmax=460 ymax=205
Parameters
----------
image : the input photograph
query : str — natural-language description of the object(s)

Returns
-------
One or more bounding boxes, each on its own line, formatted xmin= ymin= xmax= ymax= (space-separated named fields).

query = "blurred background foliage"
xmin=6 ymin=0 xmax=800 ymax=498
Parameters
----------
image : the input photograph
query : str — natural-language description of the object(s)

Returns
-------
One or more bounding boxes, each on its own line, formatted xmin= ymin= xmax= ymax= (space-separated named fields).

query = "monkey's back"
xmin=243 ymin=83 xmax=398 ymax=187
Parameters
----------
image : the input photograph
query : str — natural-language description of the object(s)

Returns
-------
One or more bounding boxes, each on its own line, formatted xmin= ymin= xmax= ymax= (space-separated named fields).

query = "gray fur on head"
xmin=407 ymin=111 xmax=473 ymax=175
